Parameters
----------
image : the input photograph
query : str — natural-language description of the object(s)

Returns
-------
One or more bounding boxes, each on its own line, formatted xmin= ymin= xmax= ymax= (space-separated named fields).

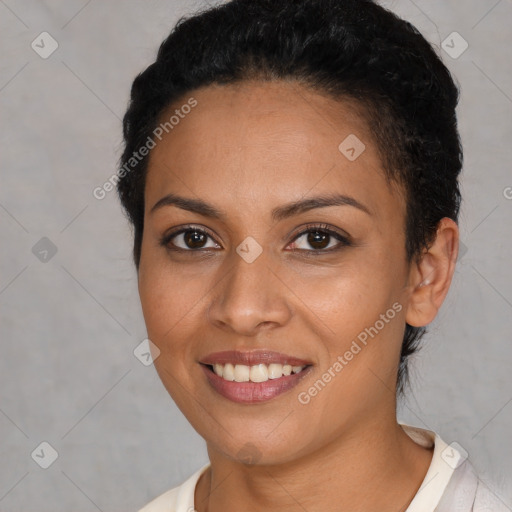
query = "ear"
xmin=405 ymin=217 xmax=459 ymax=327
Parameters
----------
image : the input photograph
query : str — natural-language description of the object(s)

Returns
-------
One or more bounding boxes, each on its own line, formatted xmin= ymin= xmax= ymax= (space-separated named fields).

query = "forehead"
xmin=145 ymin=80 xmax=401 ymax=221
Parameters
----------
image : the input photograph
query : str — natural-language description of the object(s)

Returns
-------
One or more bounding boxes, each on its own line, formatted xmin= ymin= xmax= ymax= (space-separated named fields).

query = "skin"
xmin=138 ymin=80 xmax=459 ymax=512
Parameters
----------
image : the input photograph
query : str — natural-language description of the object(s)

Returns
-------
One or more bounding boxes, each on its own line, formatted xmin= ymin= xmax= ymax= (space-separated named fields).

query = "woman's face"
xmin=138 ymin=80 xmax=414 ymax=464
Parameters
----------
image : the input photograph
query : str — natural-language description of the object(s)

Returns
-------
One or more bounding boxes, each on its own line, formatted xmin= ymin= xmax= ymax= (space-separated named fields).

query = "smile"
xmin=209 ymin=362 xmax=307 ymax=382
xmin=199 ymin=350 xmax=313 ymax=403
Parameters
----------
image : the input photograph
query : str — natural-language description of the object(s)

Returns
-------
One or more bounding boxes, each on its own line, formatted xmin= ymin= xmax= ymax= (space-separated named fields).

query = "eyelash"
xmin=159 ymin=223 xmax=351 ymax=255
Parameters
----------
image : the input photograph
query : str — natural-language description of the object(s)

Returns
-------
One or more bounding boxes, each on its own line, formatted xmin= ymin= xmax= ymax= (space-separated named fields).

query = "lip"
xmin=201 ymin=363 xmax=313 ymax=404
xmin=200 ymin=349 xmax=312 ymax=367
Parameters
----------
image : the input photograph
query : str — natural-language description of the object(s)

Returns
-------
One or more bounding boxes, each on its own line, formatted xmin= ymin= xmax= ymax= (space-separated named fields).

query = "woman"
xmin=116 ymin=0 xmax=507 ymax=510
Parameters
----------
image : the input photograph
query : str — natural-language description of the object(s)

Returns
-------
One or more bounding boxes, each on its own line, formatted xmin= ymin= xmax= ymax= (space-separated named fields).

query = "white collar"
xmin=400 ymin=423 xmax=462 ymax=511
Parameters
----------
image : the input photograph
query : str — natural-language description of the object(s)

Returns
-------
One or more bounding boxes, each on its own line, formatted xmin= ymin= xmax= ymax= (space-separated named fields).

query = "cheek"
xmin=139 ymin=265 xmax=207 ymax=343
xmin=138 ymin=262 xmax=206 ymax=399
xmin=298 ymin=260 xmax=393 ymax=337
xmin=137 ymin=255 xmax=227 ymax=389
xmin=299 ymin=254 xmax=404 ymax=386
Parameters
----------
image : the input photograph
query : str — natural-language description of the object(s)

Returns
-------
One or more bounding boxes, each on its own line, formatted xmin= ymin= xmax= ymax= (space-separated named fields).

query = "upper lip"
xmin=200 ymin=350 xmax=312 ymax=367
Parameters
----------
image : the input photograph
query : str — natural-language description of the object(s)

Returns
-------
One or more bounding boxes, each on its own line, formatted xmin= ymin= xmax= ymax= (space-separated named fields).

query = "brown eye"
xmin=288 ymin=224 xmax=351 ymax=252
xmin=160 ymin=226 xmax=221 ymax=251
xmin=182 ymin=230 xmax=208 ymax=249
xmin=306 ymin=231 xmax=330 ymax=250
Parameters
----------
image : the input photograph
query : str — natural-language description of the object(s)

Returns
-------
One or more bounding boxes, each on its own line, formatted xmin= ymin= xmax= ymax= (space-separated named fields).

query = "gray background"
xmin=0 ymin=0 xmax=511 ymax=510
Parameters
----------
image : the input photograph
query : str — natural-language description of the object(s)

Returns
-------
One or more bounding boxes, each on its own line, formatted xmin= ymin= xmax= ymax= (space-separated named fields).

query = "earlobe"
xmin=405 ymin=218 xmax=459 ymax=328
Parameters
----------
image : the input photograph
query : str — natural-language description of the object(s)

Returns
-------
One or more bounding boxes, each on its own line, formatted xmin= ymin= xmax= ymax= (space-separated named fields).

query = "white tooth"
xmin=250 ymin=364 xmax=269 ymax=383
xmin=292 ymin=365 xmax=304 ymax=374
xmin=234 ymin=364 xmax=250 ymax=382
xmin=223 ymin=363 xmax=235 ymax=381
xmin=282 ymin=364 xmax=292 ymax=376
xmin=267 ymin=363 xmax=284 ymax=379
xmin=213 ymin=364 xmax=223 ymax=377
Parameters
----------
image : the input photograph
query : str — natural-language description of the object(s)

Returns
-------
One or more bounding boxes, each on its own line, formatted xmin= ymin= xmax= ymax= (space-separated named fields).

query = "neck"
xmin=194 ymin=416 xmax=434 ymax=512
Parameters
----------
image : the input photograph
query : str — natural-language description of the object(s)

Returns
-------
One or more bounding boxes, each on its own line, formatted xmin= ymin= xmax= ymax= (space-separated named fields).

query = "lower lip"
xmin=201 ymin=364 xmax=312 ymax=404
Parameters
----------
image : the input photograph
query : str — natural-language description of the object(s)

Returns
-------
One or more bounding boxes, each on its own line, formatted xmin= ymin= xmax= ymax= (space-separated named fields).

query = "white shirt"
xmin=139 ymin=424 xmax=508 ymax=512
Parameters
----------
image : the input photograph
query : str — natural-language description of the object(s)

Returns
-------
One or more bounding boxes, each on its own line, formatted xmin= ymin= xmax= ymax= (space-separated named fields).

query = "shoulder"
xmin=138 ymin=463 xmax=210 ymax=512
xmin=399 ymin=424 xmax=510 ymax=512
xmin=473 ymin=477 xmax=511 ymax=512
xmin=433 ymin=455 xmax=510 ymax=512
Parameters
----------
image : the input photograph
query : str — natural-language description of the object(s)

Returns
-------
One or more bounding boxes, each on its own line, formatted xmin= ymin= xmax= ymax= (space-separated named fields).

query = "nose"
xmin=206 ymin=249 xmax=292 ymax=336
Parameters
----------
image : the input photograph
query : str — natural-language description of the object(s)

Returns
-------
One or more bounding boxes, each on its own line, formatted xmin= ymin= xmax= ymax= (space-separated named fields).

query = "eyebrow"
xmin=150 ymin=192 xmax=373 ymax=221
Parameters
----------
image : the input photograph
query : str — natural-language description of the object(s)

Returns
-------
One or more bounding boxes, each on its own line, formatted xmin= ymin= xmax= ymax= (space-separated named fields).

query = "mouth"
xmin=199 ymin=350 xmax=313 ymax=403
xmin=201 ymin=362 xmax=309 ymax=383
